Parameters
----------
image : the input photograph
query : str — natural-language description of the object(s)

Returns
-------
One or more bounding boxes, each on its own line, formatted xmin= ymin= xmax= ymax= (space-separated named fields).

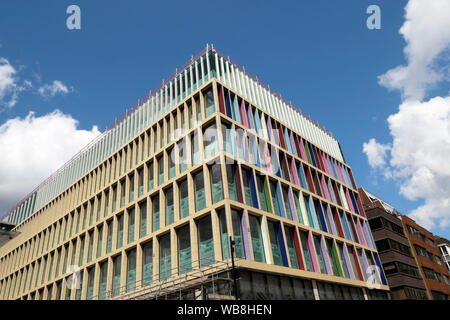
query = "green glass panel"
xmin=194 ymin=173 xmax=206 ymax=211
xmin=139 ymin=204 xmax=147 ymax=238
xmin=106 ymin=223 xmax=113 ymax=254
xmin=218 ymin=211 xmax=230 ymax=260
xmin=257 ymin=176 xmax=268 ymax=212
xmin=97 ymin=228 xmax=103 ymax=258
xmin=128 ymin=211 xmax=135 ymax=244
xmin=293 ymin=192 xmax=304 ymax=225
xmin=285 ymin=228 xmax=299 ymax=269
xmin=178 ymin=247 xmax=192 ymax=274
xmin=159 ymin=255 xmax=171 ymax=281
xmin=270 ymin=181 xmax=281 ymax=216
xmin=242 ymin=170 xmax=254 ymax=207
xmin=199 ymin=238 xmax=215 ymax=267
xmin=117 ymin=216 xmax=124 ymax=249
xmin=143 ymin=243 xmax=153 ymax=286
xmin=227 ymin=165 xmax=238 ymax=201
xmin=313 ymin=236 xmax=327 ymax=274
xmin=268 ymin=222 xmax=282 ymax=266
xmin=204 ymin=89 xmax=215 ymax=118
xmin=249 ymin=215 xmax=265 ymax=263
xmin=180 ymin=197 xmax=189 ymax=219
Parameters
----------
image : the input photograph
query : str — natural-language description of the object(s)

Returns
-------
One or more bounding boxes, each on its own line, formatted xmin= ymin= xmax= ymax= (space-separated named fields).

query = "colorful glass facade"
xmin=0 ymin=46 xmax=388 ymax=300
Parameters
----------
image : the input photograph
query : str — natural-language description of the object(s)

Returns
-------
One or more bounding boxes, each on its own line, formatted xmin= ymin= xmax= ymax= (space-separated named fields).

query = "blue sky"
xmin=1 ymin=0 xmax=449 ymax=239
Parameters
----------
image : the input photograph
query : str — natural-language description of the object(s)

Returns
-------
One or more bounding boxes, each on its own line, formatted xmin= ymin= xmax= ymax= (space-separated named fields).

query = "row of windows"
xmin=0 ymin=154 xmax=374 ymax=285
xmin=375 ymin=238 xmax=412 ymax=257
xmin=220 ymin=118 xmax=364 ymax=218
xmin=413 ymin=244 xmax=442 ymax=266
xmin=0 ymin=112 xmax=370 ymax=280
xmin=0 ymin=91 xmax=220 ymax=278
xmin=216 ymin=84 xmax=355 ymax=191
xmin=0 ymin=81 xmax=369 ymax=297
xmin=4 ymin=79 xmax=358 ymax=268
xmin=406 ymin=225 xmax=435 ymax=247
xmin=0 ymin=205 xmax=385 ymax=300
xmin=368 ymin=216 xmax=405 ymax=237
xmin=383 ymin=261 xmax=421 ymax=278
xmin=390 ymin=286 xmax=428 ymax=300
xmin=422 ymin=266 xmax=447 ymax=284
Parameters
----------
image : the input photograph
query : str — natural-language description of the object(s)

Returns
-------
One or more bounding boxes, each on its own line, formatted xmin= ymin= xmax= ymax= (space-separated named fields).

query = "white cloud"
xmin=0 ymin=110 xmax=100 ymax=216
xmin=364 ymin=0 xmax=450 ymax=230
xmin=363 ymin=138 xmax=390 ymax=168
xmin=38 ymin=80 xmax=72 ymax=98
xmin=0 ymin=57 xmax=19 ymax=108
xmin=378 ymin=0 xmax=450 ymax=101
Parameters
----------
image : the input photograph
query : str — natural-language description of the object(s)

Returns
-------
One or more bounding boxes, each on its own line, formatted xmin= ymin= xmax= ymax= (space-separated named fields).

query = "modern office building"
xmin=0 ymin=45 xmax=389 ymax=300
xmin=358 ymin=188 xmax=428 ymax=299
xmin=400 ymin=216 xmax=450 ymax=300
xmin=435 ymin=236 xmax=450 ymax=272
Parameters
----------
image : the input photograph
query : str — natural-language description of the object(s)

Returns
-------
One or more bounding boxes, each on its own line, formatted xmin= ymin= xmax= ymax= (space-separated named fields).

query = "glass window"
xmin=106 ymin=220 xmax=113 ymax=254
xmin=159 ymin=233 xmax=171 ymax=281
xmin=221 ymin=121 xmax=232 ymax=154
xmin=242 ymin=168 xmax=255 ymax=207
xmin=299 ymin=231 xmax=314 ymax=272
xmin=138 ymin=168 xmax=144 ymax=197
xmin=188 ymin=102 xmax=193 ymax=129
xmin=147 ymin=161 xmax=154 ymax=191
xmin=112 ymin=255 xmax=121 ymax=297
xmin=153 ymin=126 xmax=157 ymax=153
xmin=249 ymin=215 xmax=265 ymax=263
xmin=168 ymin=148 xmax=175 ymax=180
xmin=98 ymin=261 xmax=108 ymax=300
xmin=178 ymin=225 xmax=192 ymax=274
xmin=284 ymin=227 xmax=299 ymax=269
xmin=139 ymin=202 xmax=147 ymax=238
xmin=313 ymin=235 xmax=327 ymax=274
xmin=152 ymin=195 xmax=160 ymax=232
xmin=209 ymin=164 xmax=223 ymax=204
xmin=270 ymin=180 xmax=282 ymax=216
xmin=157 ymin=156 xmax=164 ymax=186
xmin=256 ymin=174 xmax=271 ymax=213
xmin=191 ymin=132 xmax=200 ymax=165
xmin=142 ymin=242 xmax=153 ymax=286
xmin=165 ymin=187 xmax=174 ymax=226
xmin=87 ymin=267 xmax=95 ymax=300
xmin=326 ymin=238 xmax=342 ymax=277
xmin=120 ymin=180 xmax=126 ymax=208
xmin=112 ymin=185 xmax=117 ymax=213
xmin=117 ymin=215 xmax=124 ymax=249
xmin=204 ymin=88 xmax=215 ymax=118
xmin=231 ymin=209 xmax=246 ymax=259
xmin=78 ymin=236 xmax=85 ymax=266
xmin=194 ymin=171 xmax=206 ymax=211
xmin=179 ymin=179 xmax=189 ymax=219
xmin=282 ymin=186 xmax=293 ymax=220
xmin=128 ymin=208 xmax=135 ymax=244
xmin=226 ymin=163 xmax=239 ymax=201
xmin=97 ymin=226 xmax=103 ymax=258
xmin=178 ymin=139 xmax=188 ymax=173
xmin=203 ymin=123 xmax=218 ymax=159
xmin=268 ymin=220 xmax=283 ymax=266
xmin=195 ymin=96 xmax=201 ymax=122
xmin=87 ymin=233 xmax=94 ymax=262
xmin=218 ymin=209 xmax=230 ymax=260
xmin=126 ymin=249 xmax=136 ymax=293
xmin=198 ymin=215 xmax=215 ymax=267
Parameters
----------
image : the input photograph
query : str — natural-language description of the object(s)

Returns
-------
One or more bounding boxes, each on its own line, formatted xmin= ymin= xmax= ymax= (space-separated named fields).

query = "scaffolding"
xmin=92 ymin=258 xmax=239 ymax=301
